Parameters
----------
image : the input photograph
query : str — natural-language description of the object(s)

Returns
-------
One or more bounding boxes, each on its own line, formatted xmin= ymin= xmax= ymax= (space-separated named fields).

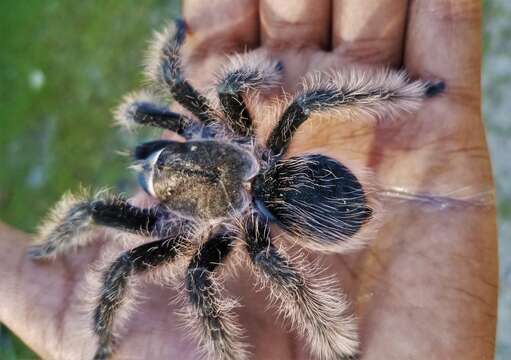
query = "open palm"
xmin=0 ymin=0 xmax=497 ymax=359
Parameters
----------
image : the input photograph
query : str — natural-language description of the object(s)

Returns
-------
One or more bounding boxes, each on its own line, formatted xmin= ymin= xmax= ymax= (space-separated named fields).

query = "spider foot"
xmin=114 ymin=90 xmax=195 ymax=135
xmin=93 ymin=343 xmax=113 ymax=360
xmin=29 ymin=190 xmax=95 ymax=259
xmin=425 ymin=80 xmax=446 ymax=97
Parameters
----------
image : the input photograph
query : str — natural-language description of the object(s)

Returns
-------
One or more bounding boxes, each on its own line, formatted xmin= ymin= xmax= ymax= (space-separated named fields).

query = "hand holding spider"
xmin=0 ymin=0 xmax=497 ymax=359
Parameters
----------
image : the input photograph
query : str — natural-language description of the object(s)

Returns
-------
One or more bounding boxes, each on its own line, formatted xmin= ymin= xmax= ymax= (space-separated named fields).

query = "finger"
xmin=405 ymin=0 xmax=481 ymax=102
xmin=260 ymin=0 xmax=331 ymax=50
xmin=332 ymin=0 xmax=408 ymax=66
xmin=183 ymin=0 xmax=259 ymax=54
xmin=369 ymin=0 xmax=489 ymax=197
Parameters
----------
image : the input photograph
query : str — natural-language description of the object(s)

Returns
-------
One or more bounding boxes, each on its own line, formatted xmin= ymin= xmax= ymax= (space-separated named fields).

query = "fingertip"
xmin=404 ymin=0 xmax=481 ymax=93
xmin=260 ymin=0 xmax=331 ymax=50
xmin=331 ymin=0 xmax=408 ymax=66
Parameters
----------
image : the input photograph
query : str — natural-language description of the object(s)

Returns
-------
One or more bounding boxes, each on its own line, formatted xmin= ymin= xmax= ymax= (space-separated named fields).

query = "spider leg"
xmin=244 ymin=214 xmax=359 ymax=360
xmin=93 ymin=231 xmax=191 ymax=360
xmin=267 ymin=68 xmax=445 ymax=156
xmin=28 ymin=191 xmax=162 ymax=259
xmin=133 ymin=140 xmax=175 ymax=161
xmin=114 ymin=90 xmax=203 ymax=139
xmin=216 ymin=52 xmax=283 ymax=136
xmin=185 ymin=227 xmax=248 ymax=360
xmin=145 ymin=18 xmax=215 ymax=125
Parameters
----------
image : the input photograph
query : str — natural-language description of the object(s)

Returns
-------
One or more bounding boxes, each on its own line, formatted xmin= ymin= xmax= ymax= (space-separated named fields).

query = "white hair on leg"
xmin=216 ymin=50 xmax=283 ymax=93
xmin=173 ymin=227 xmax=250 ymax=360
xmin=113 ymin=90 xmax=162 ymax=131
xmin=176 ymin=277 xmax=249 ymax=360
xmin=29 ymin=188 xmax=98 ymax=259
xmin=213 ymin=49 xmax=283 ymax=136
xmin=143 ymin=20 xmax=184 ymax=88
xmin=244 ymin=215 xmax=359 ymax=359
xmin=300 ymin=66 xmax=442 ymax=122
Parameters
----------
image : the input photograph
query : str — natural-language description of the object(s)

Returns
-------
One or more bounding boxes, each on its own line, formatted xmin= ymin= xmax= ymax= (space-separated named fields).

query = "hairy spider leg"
xmin=266 ymin=69 xmax=446 ymax=157
xmin=133 ymin=140 xmax=176 ymax=161
xmin=28 ymin=192 xmax=161 ymax=259
xmin=114 ymin=93 xmax=204 ymax=139
xmin=128 ymin=102 xmax=192 ymax=132
xmin=94 ymin=233 xmax=191 ymax=360
xmin=185 ymin=228 xmax=248 ymax=360
xmin=147 ymin=18 xmax=215 ymax=125
xmin=244 ymin=214 xmax=359 ymax=360
xmin=216 ymin=54 xmax=283 ymax=137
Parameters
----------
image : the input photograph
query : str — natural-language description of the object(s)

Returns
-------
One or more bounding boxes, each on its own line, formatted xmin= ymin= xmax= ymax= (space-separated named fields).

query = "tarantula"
xmin=29 ymin=18 xmax=444 ymax=360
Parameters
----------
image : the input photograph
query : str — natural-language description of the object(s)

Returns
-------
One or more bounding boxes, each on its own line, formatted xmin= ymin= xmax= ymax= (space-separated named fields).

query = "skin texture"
xmin=0 ymin=0 xmax=498 ymax=359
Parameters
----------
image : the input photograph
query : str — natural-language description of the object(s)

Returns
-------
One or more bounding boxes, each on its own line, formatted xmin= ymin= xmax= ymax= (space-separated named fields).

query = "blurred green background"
xmin=0 ymin=1 xmax=509 ymax=359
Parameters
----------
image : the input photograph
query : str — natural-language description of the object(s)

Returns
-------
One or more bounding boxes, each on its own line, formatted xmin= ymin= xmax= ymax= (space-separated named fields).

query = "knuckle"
xmin=262 ymin=19 xmax=327 ymax=49
xmin=333 ymin=37 xmax=401 ymax=66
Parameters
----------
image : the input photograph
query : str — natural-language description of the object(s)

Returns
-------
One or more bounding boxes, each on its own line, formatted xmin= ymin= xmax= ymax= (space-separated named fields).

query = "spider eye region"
xmin=135 ymin=140 xmax=258 ymax=220
xmin=254 ymin=154 xmax=373 ymax=249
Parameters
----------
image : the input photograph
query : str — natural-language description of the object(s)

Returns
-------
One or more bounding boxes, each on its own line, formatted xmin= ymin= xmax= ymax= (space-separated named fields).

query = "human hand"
xmin=0 ymin=0 xmax=497 ymax=359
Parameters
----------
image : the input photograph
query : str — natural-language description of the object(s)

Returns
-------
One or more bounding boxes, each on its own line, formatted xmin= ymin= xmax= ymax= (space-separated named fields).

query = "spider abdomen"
xmin=254 ymin=154 xmax=373 ymax=251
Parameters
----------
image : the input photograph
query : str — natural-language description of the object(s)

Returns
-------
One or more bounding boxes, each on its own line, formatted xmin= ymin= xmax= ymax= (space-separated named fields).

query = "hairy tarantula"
xmin=29 ymin=18 xmax=444 ymax=360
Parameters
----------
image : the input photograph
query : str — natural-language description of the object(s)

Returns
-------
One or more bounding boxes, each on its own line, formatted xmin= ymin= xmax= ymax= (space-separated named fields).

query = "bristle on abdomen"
xmin=254 ymin=154 xmax=377 ymax=253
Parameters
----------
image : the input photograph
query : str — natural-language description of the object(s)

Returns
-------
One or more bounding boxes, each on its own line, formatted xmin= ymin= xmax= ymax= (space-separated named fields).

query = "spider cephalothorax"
xmin=30 ymin=18 xmax=444 ymax=360
xmin=136 ymin=139 xmax=258 ymax=219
